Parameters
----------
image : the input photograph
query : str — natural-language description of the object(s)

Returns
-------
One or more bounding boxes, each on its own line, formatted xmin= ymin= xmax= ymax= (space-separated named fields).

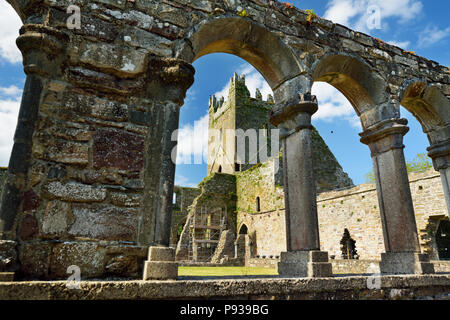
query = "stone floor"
xmin=0 ymin=274 xmax=450 ymax=300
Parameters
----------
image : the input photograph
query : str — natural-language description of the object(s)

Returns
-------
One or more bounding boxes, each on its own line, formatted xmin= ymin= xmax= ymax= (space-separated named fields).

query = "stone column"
xmin=142 ymin=58 xmax=195 ymax=280
xmin=0 ymin=25 xmax=66 ymax=240
xmin=360 ymin=118 xmax=434 ymax=274
xmin=270 ymin=93 xmax=332 ymax=278
xmin=428 ymin=141 xmax=450 ymax=217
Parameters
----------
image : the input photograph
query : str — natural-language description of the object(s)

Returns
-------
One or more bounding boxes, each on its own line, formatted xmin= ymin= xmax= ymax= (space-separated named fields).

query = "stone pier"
xmin=270 ymin=89 xmax=332 ymax=277
xmin=360 ymin=118 xmax=434 ymax=274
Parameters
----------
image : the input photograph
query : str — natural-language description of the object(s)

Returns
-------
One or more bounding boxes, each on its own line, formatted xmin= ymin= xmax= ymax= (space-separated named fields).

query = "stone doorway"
xmin=436 ymin=220 xmax=450 ymax=260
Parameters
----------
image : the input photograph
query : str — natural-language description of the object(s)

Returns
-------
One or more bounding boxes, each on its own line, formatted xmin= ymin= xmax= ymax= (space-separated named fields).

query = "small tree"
xmin=365 ymin=153 xmax=433 ymax=183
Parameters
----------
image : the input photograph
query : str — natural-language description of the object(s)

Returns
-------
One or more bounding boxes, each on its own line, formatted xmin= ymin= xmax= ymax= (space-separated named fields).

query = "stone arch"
xmin=400 ymin=81 xmax=450 ymax=143
xmin=238 ymin=223 xmax=248 ymax=235
xmin=311 ymin=53 xmax=391 ymax=128
xmin=175 ymin=16 xmax=305 ymax=90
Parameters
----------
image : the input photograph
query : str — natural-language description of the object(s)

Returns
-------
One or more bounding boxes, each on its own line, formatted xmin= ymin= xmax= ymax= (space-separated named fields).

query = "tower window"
xmin=256 ymin=197 xmax=261 ymax=212
xmin=218 ymin=165 xmax=222 ymax=173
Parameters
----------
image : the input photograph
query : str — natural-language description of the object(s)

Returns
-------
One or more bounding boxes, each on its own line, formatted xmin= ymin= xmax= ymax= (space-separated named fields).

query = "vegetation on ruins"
xmin=365 ymin=153 xmax=433 ymax=183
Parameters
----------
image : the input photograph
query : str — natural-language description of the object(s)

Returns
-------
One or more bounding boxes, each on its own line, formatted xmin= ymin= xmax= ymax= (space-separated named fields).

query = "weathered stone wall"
xmin=208 ymin=74 xmax=353 ymax=191
xmin=0 ymin=168 xmax=6 ymax=201
xmin=175 ymin=173 xmax=237 ymax=261
xmin=317 ymin=169 xmax=448 ymax=260
xmin=2 ymin=275 xmax=450 ymax=300
xmin=237 ymin=168 xmax=448 ymax=261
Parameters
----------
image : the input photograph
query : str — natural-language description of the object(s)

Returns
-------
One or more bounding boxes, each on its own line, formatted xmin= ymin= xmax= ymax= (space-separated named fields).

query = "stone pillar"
xmin=270 ymin=93 xmax=332 ymax=277
xmin=142 ymin=58 xmax=194 ymax=280
xmin=360 ymin=118 xmax=434 ymax=274
xmin=0 ymin=25 xmax=63 ymax=240
xmin=428 ymin=141 xmax=450 ymax=217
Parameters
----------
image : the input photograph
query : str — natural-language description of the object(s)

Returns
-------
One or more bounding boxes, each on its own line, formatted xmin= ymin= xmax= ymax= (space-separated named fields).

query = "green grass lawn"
xmin=178 ymin=266 xmax=278 ymax=277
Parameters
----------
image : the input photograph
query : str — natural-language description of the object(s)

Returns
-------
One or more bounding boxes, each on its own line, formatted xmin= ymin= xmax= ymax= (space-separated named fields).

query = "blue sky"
xmin=1 ymin=0 xmax=449 ymax=187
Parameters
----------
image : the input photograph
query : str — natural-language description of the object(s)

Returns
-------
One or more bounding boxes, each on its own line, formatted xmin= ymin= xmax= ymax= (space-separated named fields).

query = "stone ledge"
xmin=0 ymin=275 xmax=449 ymax=300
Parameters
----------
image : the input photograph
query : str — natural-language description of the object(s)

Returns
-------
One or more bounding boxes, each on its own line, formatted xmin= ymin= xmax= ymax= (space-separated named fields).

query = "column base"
xmin=0 ymin=272 xmax=14 ymax=282
xmin=277 ymin=250 xmax=333 ymax=278
xmin=142 ymin=246 xmax=178 ymax=280
xmin=380 ymin=252 xmax=435 ymax=275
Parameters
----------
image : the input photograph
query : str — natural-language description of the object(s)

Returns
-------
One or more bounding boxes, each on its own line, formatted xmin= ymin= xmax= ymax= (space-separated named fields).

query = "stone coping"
xmin=0 ymin=274 xmax=449 ymax=300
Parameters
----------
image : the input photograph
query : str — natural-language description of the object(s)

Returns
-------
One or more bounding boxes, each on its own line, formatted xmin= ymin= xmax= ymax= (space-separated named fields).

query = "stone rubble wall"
xmin=175 ymin=173 xmax=237 ymax=261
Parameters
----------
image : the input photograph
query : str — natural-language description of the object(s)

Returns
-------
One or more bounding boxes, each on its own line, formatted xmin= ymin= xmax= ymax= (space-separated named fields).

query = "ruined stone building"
xmin=1 ymin=0 xmax=449 ymax=280
xmin=173 ymin=75 xmax=354 ymax=262
xmin=172 ymin=76 xmax=450 ymax=268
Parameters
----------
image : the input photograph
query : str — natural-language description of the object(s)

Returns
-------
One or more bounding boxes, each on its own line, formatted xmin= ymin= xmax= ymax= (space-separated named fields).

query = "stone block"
xmin=105 ymin=255 xmax=140 ymax=278
xmin=77 ymin=41 xmax=147 ymax=77
xmin=342 ymin=39 xmax=365 ymax=53
xmin=380 ymin=252 xmax=435 ymax=275
xmin=148 ymin=246 xmax=175 ymax=262
xmin=64 ymin=93 xmax=128 ymax=122
xmin=18 ymin=242 xmax=52 ymax=279
xmin=44 ymin=181 xmax=107 ymax=202
xmin=41 ymin=201 xmax=72 ymax=236
xmin=50 ymin=242 xmax=106 ymax=279
xmin=43 ymin=140 xmax=89 ymax=165
xmin=93 ymin=128 xmax=145 ymax=171
xmin=143 ymin=261 xmax=178 ymax=280
xmin=69 ymin=204 xmax=138 ymax=241
xmin=278 ymin=250 xmax=333 ymax=277
xmin=110 ymin=192 xmax=142 ymax=207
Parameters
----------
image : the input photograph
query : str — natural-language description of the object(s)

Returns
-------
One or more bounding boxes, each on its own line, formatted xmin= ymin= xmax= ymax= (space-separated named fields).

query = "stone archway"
xmin=400 ymin=81 xmax=450 ymax=216
xmin=0 ymin=0 xmax=448 ymax=280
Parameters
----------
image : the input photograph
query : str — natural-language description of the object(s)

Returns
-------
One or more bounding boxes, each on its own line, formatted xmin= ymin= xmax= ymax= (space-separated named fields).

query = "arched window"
xmin=218 ymin=165 xmax=222 ymax=173
xmin=239 ymin=224 xmax=248 ymax=234
xmin=256 ymin=197 xmax=261 ymax=212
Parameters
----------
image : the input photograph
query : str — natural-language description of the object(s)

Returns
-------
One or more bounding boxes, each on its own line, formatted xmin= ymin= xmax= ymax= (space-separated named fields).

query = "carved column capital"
xmin=146 ymin=57 xmax=195 ymax=106
xmin=16 ymin=24 xmax=69 ymax=77
xmin=427 ymin=139 xmax=450 ymax=171
xmin=359 ymin=118 xmax=409 ymax=156
xmin=270 ymin=93 xmax=318 ymax=135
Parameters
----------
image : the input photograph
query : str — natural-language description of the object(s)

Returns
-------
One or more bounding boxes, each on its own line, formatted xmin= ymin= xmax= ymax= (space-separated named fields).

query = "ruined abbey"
xmin=170 ymin=75 xmax=449 ymax=272
xmin=0 ymin=0 xmax=450 ymax=300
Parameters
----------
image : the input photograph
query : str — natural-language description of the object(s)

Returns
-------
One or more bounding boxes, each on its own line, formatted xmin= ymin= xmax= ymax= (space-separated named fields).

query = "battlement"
xmin=208 ymin=73 xmax=274 ymax=114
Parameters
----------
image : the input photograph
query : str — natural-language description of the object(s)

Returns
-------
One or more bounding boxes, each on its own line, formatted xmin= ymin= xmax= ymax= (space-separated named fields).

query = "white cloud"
xmin=387 ymin=40 xmax=410 ymax=50
xmin=324 ymin=0 xmax=423 ymax=34
xmin=0 ymin=2 xmax=23 ymax=64
xmin=175 ymin=112 xmax=209 ymax=165
xmin=312 ymin=82 xmax=362 ymax=130
xmin=418 ymin=25 xmax=450 ymax=48
xmin=0 ymin=97 xmax=20 ymax=166
xmin=174 ymin=174 xmax=197 ymax=188
xmin=214 ymin=64 xmax=273 ymax=101
xmin=0 ymin=85 xmax=22 ymax=96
